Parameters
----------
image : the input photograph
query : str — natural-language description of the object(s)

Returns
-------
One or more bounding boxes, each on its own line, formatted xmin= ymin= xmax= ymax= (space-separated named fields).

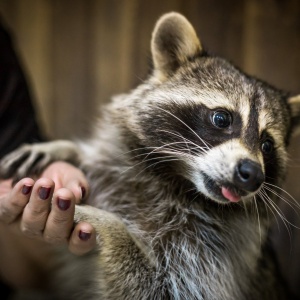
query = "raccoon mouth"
xmin=202 ymin=173 xmax=247 ymax=203
xmin=221 ymin=186 xmax=242 ymax=203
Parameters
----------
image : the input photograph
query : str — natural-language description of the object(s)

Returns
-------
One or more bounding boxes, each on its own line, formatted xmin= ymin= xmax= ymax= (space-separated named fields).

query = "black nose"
xmin=234 ymin=159 xmax=264 ymax=192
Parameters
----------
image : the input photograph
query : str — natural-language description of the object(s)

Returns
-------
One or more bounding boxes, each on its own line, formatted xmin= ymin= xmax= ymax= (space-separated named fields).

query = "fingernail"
xmin=22 ymin=185 xmax=32 ymax=195
xmin=81 ymin=187 xmax=86 ymax=199
xmin=39 ymin=187 xmax=51 ymax=200
xmin=79 ymin=230 xmax=91 ymax=241
xmin=57 ymin=198 xmax=71 ymax=211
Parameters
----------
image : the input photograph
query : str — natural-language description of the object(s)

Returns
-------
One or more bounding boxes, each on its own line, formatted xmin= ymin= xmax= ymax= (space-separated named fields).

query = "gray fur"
xmin=2 ymin=12 xmax=300 ymax=300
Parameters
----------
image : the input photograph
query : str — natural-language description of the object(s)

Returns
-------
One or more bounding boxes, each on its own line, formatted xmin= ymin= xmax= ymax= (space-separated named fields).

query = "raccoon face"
xmin=121 ymin=13 xmax=300 ymax=205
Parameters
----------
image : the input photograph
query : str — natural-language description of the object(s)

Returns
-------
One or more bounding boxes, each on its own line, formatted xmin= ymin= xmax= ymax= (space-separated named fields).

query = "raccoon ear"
xmin=151 ymin=12 xmax=203 ymax=80
xmin=288 ymin=95 xmax=300 ymax=134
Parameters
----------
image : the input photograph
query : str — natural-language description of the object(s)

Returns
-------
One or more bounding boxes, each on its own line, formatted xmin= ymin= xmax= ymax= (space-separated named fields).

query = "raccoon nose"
xmin=234 ymin=160 xmax=264 ymax=192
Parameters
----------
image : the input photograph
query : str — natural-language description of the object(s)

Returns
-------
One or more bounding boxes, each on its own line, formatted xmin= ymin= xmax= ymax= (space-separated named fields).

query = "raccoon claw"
xmin=0 ymin=144 xmax=53 ymax=181
xmin=0 ymin=140 xmax=81 ymax=182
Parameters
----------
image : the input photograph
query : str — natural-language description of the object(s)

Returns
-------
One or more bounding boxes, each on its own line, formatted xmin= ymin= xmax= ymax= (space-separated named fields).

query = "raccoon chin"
xmin=200 ymin=172 xmax=251 ymax=204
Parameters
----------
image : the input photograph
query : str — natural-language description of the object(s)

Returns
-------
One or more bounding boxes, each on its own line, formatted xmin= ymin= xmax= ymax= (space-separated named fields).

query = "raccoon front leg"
xmin=0 ymin=140 xmax=81 ymax=181
xmin=74 ymin=205 xmax=157 ymax=299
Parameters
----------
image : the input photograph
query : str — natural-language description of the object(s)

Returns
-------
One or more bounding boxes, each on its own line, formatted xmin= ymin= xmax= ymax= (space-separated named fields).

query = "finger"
xmin=43 ymin=188 xmax=75 ymax=244
xmin=64 ymin=179 xmax=89 ymax=204
xmin=20 ymin=178 xmax=54 ymax=238
xmin=0 ymin=178 xmax=14 ymax=194
xmin=0 ymin=178 xmax=35 ymax=224
xmin=68 ymin=222 xmax=96 ymax=256
xmin=41 ymin=161 xmax=89 ymax=204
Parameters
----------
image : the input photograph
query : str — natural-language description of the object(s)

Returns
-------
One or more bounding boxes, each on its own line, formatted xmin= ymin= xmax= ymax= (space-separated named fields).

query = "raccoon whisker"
xmin=163 ymin=147 xmax=199 ymax=156
xmin=182 ymin=132 xmax=192 ymax=156
xmin=161 ymin=142 xmax=204 ymax=155
xmin=124 ymin=145 xmax=183 ymax=157
xmin=145 ymin=142 xmax=198 ymax=159
xmin=262 ymin=185 xmax=300 ymax=214
xmin=133 ymin=158 xmax=182 ymax=180
xmin=260 ymin=195 xmax=291 ymax=242
xmin=121 ymin=143 xmax=192 ymax=162
xmin=115 ymin=146 xmax=166 ymax=161
xmin=264 ymin=192 xmax=296 ymax=227
xmin=234 ymin=201 xmax=244 ymax=210
xmin=155 ymin=107 xmax=212 ymax=150
xmin=264 ymin=175 xmax=278 ymax=182
xmin=160 ymin=149 xmax=192 ymax=159
xmin=121 ymin=155 xmax=179 ymax=175
xmin=118 ymin=134 xmax=206 ymax=165
xmin=128 ymin=150 xmax=189 ymax=176
xmin=117 ymin=144 xmax=187 ymax=161
xmin=257 ymin=191 xmax=282 ymax=233
xmin=179 ymin=131 xmax=194 ymax=156
xmin=163 ymin=130 xmax=194 ymax=156
xmin=259 ymin=192 xmax=293 ymax=245
xmin=137 ymin=142 xmax=196 ymax=163
xmin=158 ymin=129 xmax=209 ymax=154
xmin=145 ymin=147 xmax=193 ymax=162
xmin=260 ymin=187 xmax=298 ymax=245
xmin=253 ymin=196 xmax=262 ymax=245
xmin=260 ymin=193 xmax=270 ymax=222
xmin=118 ymin=146 xmax=159 ymax=156
xmin=242 ymin=201 xmax=250 ymax=219
xmin=184 ymin=187 xmax=198 ymax=194
xmin=122 ymin=151 xmax=158 ymax=162
xmin=258 ymin=190 xmax=291 ymax=235
xmin=189 ymin=192 xmax=202 ymax=205
xmin=259 ymin=188 xmax=300 ymax=230
xmin=263 ymin=182 xmax=300 ymax=211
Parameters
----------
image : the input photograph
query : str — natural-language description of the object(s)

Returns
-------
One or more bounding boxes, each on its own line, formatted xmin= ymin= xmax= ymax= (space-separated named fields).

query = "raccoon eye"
xmin=211 ymin=111 xmax=232 ymax=128
xmin=261 ymin=139 xmax=274 ymax=154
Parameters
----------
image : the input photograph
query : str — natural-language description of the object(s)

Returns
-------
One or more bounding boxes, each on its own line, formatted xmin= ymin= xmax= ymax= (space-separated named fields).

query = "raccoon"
xmin=1 ymin=12 xmax=300 ymax=300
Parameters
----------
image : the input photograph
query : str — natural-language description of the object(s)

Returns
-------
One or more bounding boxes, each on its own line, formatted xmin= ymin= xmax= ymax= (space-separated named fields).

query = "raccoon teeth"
xmin=221 ymin=187 xmax=241 ymax=203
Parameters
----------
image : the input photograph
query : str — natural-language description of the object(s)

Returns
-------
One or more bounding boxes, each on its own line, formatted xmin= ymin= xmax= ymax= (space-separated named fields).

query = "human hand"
xmin=0 ymin=161 xmax=96 ymax=255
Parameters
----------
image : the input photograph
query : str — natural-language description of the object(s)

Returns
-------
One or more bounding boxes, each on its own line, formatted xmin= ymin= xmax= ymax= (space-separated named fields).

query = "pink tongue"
xmin=221 ymin=187 xmax=241 ymax=202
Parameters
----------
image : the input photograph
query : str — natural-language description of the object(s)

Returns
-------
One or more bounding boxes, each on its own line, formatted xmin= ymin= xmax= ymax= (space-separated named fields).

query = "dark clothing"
xmin=0 ymin=20 xmax=44 ymax=298
xmin=0 ymin=20 xmax=43 ymax=159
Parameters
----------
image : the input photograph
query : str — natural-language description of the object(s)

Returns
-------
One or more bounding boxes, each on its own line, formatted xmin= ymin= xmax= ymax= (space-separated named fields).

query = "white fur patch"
xmin=187 ymin=139 xmax=260 ymax=203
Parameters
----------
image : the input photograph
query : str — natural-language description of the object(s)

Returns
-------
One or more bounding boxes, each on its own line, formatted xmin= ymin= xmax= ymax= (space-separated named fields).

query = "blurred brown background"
xmin=0 ymin=0 xmax=300 ymax=296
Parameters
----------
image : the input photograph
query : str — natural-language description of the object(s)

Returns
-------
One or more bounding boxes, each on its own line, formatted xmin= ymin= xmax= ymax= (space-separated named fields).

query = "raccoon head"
xmin=120 ymin=12 xmax=300 ymax=205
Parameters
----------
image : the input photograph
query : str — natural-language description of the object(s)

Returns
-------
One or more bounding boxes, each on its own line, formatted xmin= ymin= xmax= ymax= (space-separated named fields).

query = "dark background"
xmin=0 ymin=0 xmax=299 ymax=297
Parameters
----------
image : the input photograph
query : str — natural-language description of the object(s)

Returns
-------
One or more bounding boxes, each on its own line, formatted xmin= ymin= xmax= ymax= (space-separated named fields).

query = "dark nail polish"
xmin=57 ymin=197 xmax=71 ymax=211
xmin=39 ymin=187 xmax=51 ymax=200
xmin=79 ymin=230 xmax=91 ymax=241
xmin=81 ymin=187 xmax=86 ymax=199
xmin=22 ymin=185 xmax=32 ymax=195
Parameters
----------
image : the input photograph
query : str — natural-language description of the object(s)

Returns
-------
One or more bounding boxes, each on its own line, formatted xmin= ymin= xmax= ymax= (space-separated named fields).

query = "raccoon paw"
xmin=74 ymin=205 xmax=123 ymax=228
xmin=74 ymin=205 xmax=126 ymax=246
xmin=0 ymin=140 xmax=81 ymax=183
xmin=0 ymin=143 xmax=53 ymax=182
